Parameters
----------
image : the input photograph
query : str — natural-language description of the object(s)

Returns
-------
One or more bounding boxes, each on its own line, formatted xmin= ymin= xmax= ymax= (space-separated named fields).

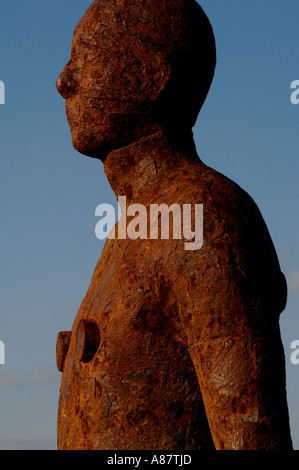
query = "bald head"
xmin=57 ymin=0 xmax=216 ymax=159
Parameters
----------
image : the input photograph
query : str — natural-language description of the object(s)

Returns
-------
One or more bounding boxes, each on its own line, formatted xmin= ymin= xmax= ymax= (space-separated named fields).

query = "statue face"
xmin=56 ymin=1 xmax=167 ymax=160
xmin=56 ymin=0 xmax=216 ymax=161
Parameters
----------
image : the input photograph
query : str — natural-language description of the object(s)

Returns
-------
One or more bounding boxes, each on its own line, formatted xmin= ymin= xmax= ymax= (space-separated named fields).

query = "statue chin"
xmin=71 ymin=132 xmax=110 ymax=161
xmin=70 ymin=114 xmax=161 ymax=161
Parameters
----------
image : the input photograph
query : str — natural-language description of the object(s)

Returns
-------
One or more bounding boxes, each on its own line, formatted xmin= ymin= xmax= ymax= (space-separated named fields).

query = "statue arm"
xmin=169 ymin=243 xmax=292 ymax=450
xmin=188 ymin=309 xmax=292 ymax=450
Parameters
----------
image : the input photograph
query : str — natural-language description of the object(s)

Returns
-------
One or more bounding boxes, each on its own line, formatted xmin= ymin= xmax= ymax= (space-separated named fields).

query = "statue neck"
xmin=103 ymin=129 xmax=200 ymax=204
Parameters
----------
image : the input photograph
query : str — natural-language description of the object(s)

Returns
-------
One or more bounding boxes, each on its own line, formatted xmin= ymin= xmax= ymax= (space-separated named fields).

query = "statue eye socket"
xmin=76 ymin=319 xmax=101 ymax=363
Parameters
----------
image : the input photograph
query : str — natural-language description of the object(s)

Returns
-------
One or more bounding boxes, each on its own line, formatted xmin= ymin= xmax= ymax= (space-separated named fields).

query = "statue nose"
xmin=56 ymin=63 xmax=77 ymax=99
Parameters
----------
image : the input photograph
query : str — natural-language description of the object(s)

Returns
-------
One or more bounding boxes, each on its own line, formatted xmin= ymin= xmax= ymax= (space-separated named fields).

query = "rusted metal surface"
xmin=56 ymin=331 xmax=71 ymax=373
xmin=56 ymin=0 xmax=293 ymax=450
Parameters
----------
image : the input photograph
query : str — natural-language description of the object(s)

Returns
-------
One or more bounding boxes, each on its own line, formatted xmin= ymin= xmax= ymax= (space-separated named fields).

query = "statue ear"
xmin=151 ymin=51 xmax=215 ymax=131
xmin=135 ymin=53 xmax=172 ymax=108
xmin=151 ymin=57 xmax=194 ymax=130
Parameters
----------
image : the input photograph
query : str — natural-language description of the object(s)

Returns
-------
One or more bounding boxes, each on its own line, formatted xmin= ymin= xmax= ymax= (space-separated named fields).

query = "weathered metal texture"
xmin=56 ymin=0 xmax=293 ymax=450
xmin=56 ymin=331 xmax=71 ymax=373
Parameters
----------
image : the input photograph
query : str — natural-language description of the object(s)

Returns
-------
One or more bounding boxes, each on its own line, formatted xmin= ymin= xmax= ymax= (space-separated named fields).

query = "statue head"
xmin=56 ymin=0 xmax=216 ymax=161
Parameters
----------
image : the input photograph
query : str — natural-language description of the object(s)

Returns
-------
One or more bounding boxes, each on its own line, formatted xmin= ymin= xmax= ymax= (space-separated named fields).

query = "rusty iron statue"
xmin=55 ymin=0 xmax=293 ymax=450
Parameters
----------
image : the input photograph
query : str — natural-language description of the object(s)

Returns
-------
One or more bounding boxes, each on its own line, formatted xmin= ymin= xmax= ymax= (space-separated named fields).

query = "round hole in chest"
xmin=76 ymin=319 xmax=101 ymax=363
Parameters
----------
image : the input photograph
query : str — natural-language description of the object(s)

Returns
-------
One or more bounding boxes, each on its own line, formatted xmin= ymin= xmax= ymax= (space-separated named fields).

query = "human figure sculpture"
xmin=55 ymin=0 xmax=293 ymax=450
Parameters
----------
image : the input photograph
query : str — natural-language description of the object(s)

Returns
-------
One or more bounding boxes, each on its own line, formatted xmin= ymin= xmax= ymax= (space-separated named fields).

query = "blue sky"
xmin=0 ymin=0 xmax=298 ymax=450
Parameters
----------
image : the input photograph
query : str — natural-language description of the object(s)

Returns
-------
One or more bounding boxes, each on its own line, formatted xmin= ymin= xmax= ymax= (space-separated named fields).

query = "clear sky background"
xmin=0 ymin=0 xmax=298 ymax=450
